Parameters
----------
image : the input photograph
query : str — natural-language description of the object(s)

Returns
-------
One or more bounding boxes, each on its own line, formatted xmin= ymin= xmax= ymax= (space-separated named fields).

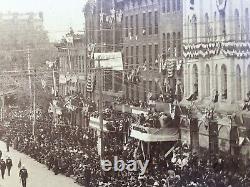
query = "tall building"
xmin=56 ymin=30 xmax=86 ymax=97
xmin=84 ymin=0 xmax=124 ymax=101
xmin=182 ymin=0 xmax=250 ymax=155
xmin=122 ymin=0 xmax=183 ymax=103
xmin=0 ymin=12 xmax=50 ymax=71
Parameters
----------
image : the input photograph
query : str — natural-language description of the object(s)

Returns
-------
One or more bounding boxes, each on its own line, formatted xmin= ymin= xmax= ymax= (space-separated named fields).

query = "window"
xmin=246 ymin=9 xmax=249 ymax=40
xmin=177 ymin=32 xmax=181 ymax=57
xmin=143 ymin=81 xmax=147 ymax=101
xmin=177 ymin=0 xmax=181 ymax=11
xmin=172 ymin=0 xmax=176 ymax=12
xmin=236 ymin=65 xmax=242 ymax=100
xmin=131 ymin=46 xmax=134 ymax=67
xmin=205 ymin=13 xmax=210 ymax=42
xmin=136 ymin=46 xmax=139 ymax=65
xmin=214 ymin=12 xmax=217 ymax=40
xmin=215 ymin=65 xmax=218 ymax=91
xmin=149 ymin=45 xmax=152 ymax=68
xmin=221 ymin=64 xmax=227 ymax=100
xmin=172 ymin=32 xmax=176 ymax=57
xmin=136 ymin=14 xmax=139 ymax=35
xmin=126 ymin=47 xmax=129 ymax=68
xmin=162 ymin=0 xmax=166 ymax=13
xmin=167 ymin=0 xmax=170 ymax=12
xmin=191 ymin=15 xmax=197 ymax=43
xmin=155 ymin=11 xmax=158 ymax=34
xmin=162 ymin=33 xmax=166 ymax=52
xmin=130 ymin=15 xmax=134 ymax=36
xmin=125 ymin=16 xmax=128 ymax=37
xmin=219 ymin=11 xmax=226 ymax=39
xmin=155 ymin=44 xmax=159 ymax=66
xmin=205 ymin=64 xmax=210 ymax=97
xmin=235 ymin=9 xmax=240 ymax=40
xmin=143 ymin=45 xmax=146 ymax=64
xmin=192 ymin=64 xmax=198 ymax=95
xmin=143 ymin=13 xmax=146 ymax=35
xmin=149 ymin=12 xmax=152 ymax=35
xmin=167 ymin=33 xmax=171 ymax=57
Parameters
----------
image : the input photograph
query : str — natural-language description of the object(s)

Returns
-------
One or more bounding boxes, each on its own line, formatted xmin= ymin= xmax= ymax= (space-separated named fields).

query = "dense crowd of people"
xmin=1 ymin=107 xmax=250 ymax=186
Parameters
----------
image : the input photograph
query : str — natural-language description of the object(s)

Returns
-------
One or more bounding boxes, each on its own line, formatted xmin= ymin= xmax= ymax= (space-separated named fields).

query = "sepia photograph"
xmin=0 ymin=0 xmax=249 ymax=186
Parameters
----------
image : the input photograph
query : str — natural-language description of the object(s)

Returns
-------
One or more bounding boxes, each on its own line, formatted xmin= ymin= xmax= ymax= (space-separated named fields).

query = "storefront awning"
xmin=130 ymin=124 xmax=179 ymax=142
xmin=94 ymin=52 xmax=123 ymax=71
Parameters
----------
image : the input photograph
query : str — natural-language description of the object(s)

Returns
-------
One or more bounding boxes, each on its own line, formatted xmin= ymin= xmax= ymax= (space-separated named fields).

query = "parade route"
xmin=0 ymin=141 xmax=81 ymax=187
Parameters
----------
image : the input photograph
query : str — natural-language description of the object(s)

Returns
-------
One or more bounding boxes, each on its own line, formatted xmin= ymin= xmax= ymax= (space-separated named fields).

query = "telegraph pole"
xmin=27 ymin=48 xmax=33 ymax=121
xmin=32 ymin=70 xmax=36 ymax=136
xmin=97 ymin=57 xmax=104 ymax=160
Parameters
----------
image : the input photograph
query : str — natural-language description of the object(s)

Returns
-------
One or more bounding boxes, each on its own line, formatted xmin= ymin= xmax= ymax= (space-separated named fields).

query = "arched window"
xmin=221 ymin=64 xmax=227 ymax=100
xmin=235 ymin=9 xmax=240 ymax=40
xmin=215 ymin=64 xmax=218 ymax=91
xmin=219 ymin=10 xmax=226 ymax=39
xmin=245 ymin=8 xmax=249 ymax=40
xmin=214 ymin=12 xmax=217 ymax=40
xmin=205 ymin=64 xmax=210 ymax=97
xmin=192 ymin=64 xmax=198 ymax=94
xmin=191 ymin=15 xmax=197 ymax=43
xmin=187 ymin=64 xmax=191 ymax=96
xmin=236 ymin=65 xmax=242 ymax=100
xmin=248 ymin=65 xmax=250 ymax=92
xmin=205 ymin=13 xmax=210 ymax=42
xmin=172 ymin=32 xmax=176 ymax=57
xmin=162 ymin=33 xmax=166 ymax=52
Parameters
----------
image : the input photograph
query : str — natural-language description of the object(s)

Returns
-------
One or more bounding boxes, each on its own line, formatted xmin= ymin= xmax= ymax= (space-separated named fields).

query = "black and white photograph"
xmin=0 ymin=0 xmax=250 ymax=186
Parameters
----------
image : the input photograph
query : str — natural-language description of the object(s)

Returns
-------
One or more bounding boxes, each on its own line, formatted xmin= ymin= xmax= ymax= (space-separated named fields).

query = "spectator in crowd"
xmin=2 ymin=105 xmax=250 ymax=186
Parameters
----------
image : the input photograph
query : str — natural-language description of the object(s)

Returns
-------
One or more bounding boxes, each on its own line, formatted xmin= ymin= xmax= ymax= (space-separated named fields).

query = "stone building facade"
xmin=181 ymin=0 xmax=250 ymax=155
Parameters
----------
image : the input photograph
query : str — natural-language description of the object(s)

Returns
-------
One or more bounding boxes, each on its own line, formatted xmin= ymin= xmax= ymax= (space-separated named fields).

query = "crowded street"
xmin=1 ymin=0 xmax=250 ymax=186
xmin=0 ymin=141 xmax=81 ymax=187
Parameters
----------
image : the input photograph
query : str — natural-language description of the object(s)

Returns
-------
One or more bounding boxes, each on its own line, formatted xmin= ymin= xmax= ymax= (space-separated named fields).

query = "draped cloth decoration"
xmin=86 ymin=73 xmax=96 ymax=92
xmin=167 ymin=60 xmax=176 ymax=78
xmin=183 ymin=41 xmax=250 ymax=59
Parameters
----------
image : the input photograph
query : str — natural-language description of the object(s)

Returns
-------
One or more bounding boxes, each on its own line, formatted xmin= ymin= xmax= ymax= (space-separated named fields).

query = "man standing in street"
xmin=0 ymin=159 xmax=6 ymax=179
xmin=19 ymin=166 xmax=28 ymax=187
xmin=6 ymin=136 xmax=11 ymax=152
xmin=6 ymin=157 xmax=12 ymax=176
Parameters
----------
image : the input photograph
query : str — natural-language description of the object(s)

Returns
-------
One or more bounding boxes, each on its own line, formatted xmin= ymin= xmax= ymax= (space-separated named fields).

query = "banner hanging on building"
xmin=130 ymin=124 xmax=179 ymax=142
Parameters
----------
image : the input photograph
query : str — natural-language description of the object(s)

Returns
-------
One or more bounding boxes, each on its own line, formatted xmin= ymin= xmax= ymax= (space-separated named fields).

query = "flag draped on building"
xmin=86 ymin=73 xmax=96 ymax=92
xmin=167 ymin=60 xmax=176 ymax=78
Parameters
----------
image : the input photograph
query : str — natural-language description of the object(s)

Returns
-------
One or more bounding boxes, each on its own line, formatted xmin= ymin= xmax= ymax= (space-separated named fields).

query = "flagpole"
xmin=32 ymin=70 xmax=36 ymax=136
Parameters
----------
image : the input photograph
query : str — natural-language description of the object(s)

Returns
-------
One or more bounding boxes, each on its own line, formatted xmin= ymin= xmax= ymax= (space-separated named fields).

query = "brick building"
xmin=122 ymin=0 xmax=183 ymax=102
xmin=56 ymin=30 xmax=86 ymax=96
xmin=84 ymin=0 xmax=124 ymax=100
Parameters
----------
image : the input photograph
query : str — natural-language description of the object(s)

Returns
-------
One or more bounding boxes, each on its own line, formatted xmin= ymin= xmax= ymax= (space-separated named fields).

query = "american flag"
xmin=86 ymin=73 xmax=96 ymax=92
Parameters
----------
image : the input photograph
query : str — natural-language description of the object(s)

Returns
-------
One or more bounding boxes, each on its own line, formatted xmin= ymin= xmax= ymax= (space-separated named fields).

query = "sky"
xmin=0 ymin=0 xmax=87 ymax=42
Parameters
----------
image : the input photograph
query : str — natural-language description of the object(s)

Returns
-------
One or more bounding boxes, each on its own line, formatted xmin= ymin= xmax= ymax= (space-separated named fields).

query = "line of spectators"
xmin=2 ymin=108 xmax=250 ymax=186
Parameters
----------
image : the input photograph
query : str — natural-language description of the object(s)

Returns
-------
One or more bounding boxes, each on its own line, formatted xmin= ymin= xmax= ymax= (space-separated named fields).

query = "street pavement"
xmin=0 ymin=141 xmax=81 ymax=187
